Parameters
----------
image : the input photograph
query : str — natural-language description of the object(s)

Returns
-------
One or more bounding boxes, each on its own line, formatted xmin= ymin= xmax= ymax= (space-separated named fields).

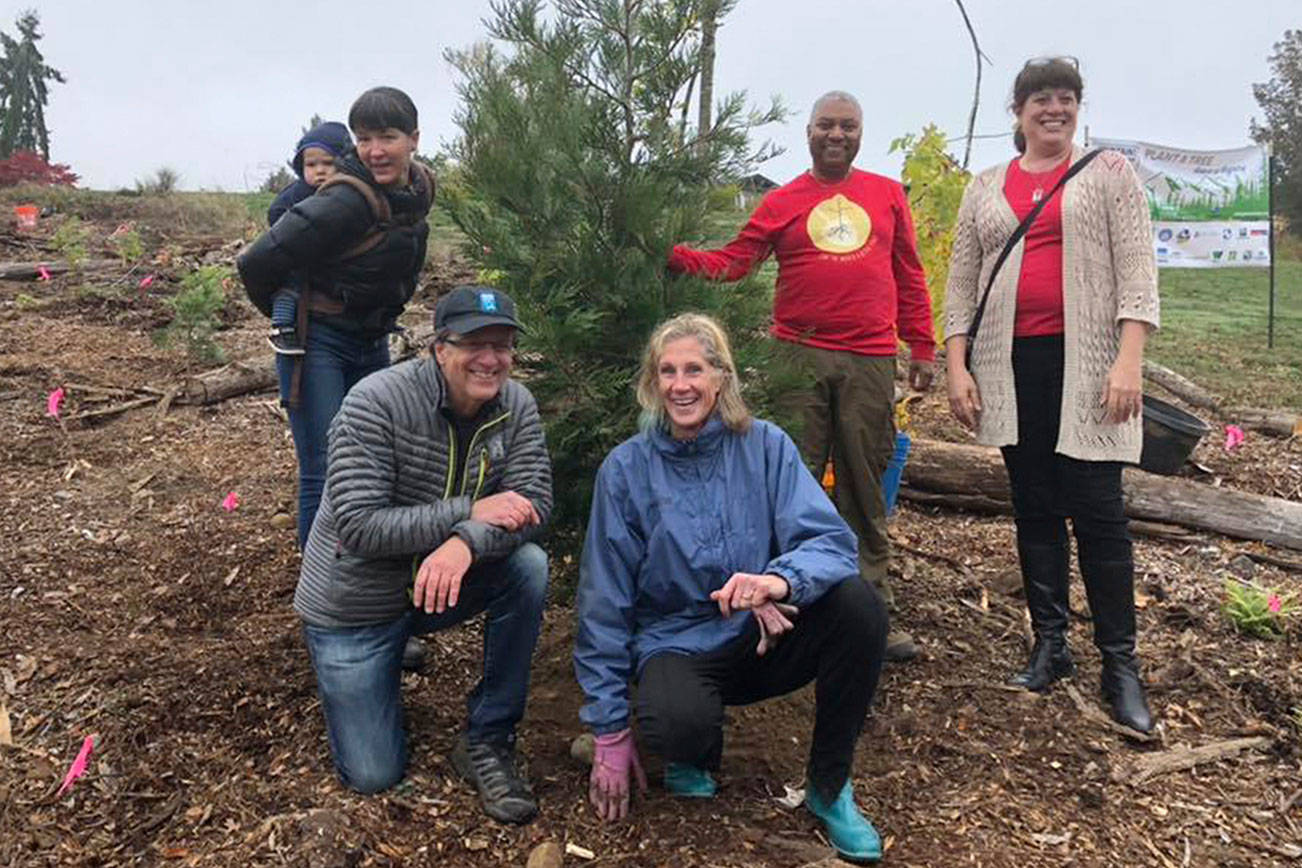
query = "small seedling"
xmin=110 ymin=225 xmax=144 ymax=264
xmin=1223 ymin=579 xmax=1297 ymax=639
xmin=51 ymin=216 xmax=89 ymax=270
xmin=157 ymin=265 xmax=230 ymax=363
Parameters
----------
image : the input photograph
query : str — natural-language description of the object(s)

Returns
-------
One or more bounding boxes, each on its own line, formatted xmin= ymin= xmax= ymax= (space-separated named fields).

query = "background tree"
xmin=696 ymin=0 xmax=720 ymax=139
xmin=1252 ymin=29 xmax=1302 ymax=237
xmin=0 ymin=10 xmax=65 ymax=160
xmin=443 ymin=0 xmax=790 ymax=558
xmin=260 ymin=165 xmax=293 ymax=193
xmin=890 ymin=126 xmax=968 ymax=342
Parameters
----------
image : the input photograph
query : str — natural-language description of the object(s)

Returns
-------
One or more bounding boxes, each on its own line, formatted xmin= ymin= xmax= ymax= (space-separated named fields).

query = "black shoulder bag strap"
xmin=964 ymin=148 xmax=1103 ymax=369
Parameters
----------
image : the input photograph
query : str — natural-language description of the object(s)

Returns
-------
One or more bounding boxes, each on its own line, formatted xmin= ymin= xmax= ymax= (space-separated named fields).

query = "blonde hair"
xmin=635 ymin=313 xmax=751 ymax=434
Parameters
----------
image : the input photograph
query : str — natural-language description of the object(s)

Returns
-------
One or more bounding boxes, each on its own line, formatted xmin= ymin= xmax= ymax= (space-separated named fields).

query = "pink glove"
xmin=754 ymin=602 xmax=799 ymax=656
xmin=589 ymin=728 xmax=647 ymax=821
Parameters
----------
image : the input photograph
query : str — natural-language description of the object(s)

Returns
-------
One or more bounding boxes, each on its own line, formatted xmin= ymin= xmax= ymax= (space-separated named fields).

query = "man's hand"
xmin=710 ymin=572 xmax=789 ymax=619
xmin=412 ymin=536 xmax=473 ymax=614
xmin=909 ymin=358 xmax=935 ymax=392
xmin=470 ymin=491 xmax=540 ymax=532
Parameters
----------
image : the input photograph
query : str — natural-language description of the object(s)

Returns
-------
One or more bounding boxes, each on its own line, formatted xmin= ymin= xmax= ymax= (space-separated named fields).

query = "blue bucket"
xmin=882 ymin=431 xmax=911 ymax=515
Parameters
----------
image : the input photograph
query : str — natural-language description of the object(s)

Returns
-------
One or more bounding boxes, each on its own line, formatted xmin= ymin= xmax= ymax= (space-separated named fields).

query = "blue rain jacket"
xmin=574 ymin=415 xmax=859 ymax=734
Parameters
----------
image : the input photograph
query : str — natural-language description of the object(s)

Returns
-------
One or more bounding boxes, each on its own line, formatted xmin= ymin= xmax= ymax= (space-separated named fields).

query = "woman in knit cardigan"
xmin=943 ymin=58 xmax=1160 ymax=733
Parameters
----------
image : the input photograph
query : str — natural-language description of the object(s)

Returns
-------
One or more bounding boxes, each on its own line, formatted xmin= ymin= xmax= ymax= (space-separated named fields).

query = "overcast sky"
xmin=12 ymin=0 xmax=1299 ymax=191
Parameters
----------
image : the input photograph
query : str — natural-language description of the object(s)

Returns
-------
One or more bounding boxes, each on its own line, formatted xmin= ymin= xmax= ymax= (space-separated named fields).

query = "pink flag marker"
xmin=220 ymin=491 xmax=240 ymax=512
xmin=1224 ymin=424 xmax=1245 ymax=452
xmin=1269 ymin=595 xmax=1283 ymax=614
xmin=138 ymin=273 xmax=155 ymax=290
xmin=46 ymin=387 xmax=65 ymax=419
xmin=37 ymin=265 xmax=51 ymax=281
xmin=56 ymin=735 xmax=95 ymax=797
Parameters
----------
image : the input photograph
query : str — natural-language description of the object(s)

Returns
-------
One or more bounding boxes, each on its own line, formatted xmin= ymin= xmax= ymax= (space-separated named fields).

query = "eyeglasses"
xmin=1023 ymin=55 xmax=1079 ymax=70
xmin=442 ymin=336 xmax=516 ymax=355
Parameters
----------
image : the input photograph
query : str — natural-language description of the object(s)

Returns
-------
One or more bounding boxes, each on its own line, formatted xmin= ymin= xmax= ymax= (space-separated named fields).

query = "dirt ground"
xmin=1 ymin=215 xmax=1300 ymax=867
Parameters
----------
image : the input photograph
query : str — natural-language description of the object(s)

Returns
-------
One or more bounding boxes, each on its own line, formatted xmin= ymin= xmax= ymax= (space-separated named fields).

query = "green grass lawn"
xmin=1149 ymin=261 xmax=1302 ymax=409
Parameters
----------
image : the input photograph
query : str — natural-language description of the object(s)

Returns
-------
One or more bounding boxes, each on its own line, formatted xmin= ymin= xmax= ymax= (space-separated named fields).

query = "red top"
xmin=1004 ymin=156 xmax=1069 ymax=337
xmin=666 ymin=169 xmax=936 ymax=360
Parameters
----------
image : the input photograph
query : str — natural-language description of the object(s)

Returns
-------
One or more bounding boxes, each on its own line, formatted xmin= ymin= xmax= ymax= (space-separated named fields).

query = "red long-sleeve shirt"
xmin=1004 ymin=156 xmax=1068 ymax=337
xmin=667 ymin=169 xmax=936 ymax=360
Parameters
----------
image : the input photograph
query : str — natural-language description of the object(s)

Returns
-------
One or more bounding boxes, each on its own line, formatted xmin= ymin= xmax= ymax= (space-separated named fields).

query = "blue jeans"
xmin=277 ymin=320 xmax=389 ymax=549
xmin=302 ymin=542 xmax=549 ymax=794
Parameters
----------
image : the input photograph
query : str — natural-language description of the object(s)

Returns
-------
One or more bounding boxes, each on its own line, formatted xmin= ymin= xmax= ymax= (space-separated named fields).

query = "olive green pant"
xmin=790 ymin=345 xmax=897 ymax=604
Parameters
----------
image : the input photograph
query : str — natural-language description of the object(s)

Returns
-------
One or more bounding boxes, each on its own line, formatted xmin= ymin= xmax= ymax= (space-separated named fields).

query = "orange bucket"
xmin=13 ymin=204 xmax=38 ymax=231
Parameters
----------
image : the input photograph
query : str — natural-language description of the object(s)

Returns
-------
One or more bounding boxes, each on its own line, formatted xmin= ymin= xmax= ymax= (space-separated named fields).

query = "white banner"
xmin=1092 ymin=137 xmax=1270 ymax=268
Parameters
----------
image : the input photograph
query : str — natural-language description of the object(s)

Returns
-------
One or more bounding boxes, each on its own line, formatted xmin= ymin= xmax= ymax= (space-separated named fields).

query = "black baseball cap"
xmin=434 ymin=285 xmax=525 ymax=335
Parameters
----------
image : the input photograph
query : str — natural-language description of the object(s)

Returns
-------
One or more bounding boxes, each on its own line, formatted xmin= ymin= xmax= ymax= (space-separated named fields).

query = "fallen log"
xmin=176 ymin=361 xmax=277 ymax=405
xmin=171 ymin=327 xmax=434 ymax=406
xmin=1116 ymin=736 xmax=1273 ymax=784
xmin=905 ymin=438 xmax=1302 ymax=551
xmin=1142 ymin=359 xmax=1221 ymax=412
xmin=1222 ymin=406 xmax=1302 ymax=438
xmin=0 ymin=259 xmax=119 ymax=279
xmin=1143 ymin=359 xmax=1301 ymax=437
xmin=897 ymin=486 xmax=1010 ymax=515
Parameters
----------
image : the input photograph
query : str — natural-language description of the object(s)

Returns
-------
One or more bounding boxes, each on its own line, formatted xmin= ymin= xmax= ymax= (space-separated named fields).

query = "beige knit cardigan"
xmin=943 ymin=146 xmax=1160 ymax=462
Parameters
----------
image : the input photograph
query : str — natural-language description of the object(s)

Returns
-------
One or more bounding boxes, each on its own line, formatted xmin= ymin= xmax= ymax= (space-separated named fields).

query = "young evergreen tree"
xmin=0 ymin=11 xmax=65 ymax=160
xmin=1252 ymin=30 xmax=1302 ymax=237
xmin=300 ymin=113 xmax=325 ymax=136
xmin=443 ymin=0 xmax=793 ymax=547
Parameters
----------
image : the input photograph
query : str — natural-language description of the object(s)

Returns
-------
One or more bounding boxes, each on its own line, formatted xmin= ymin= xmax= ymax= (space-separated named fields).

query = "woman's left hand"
xmin=754 ymin=602 xmax=799 ymax=655
xmin=710 ymin=572 xmax=789 ymax=618
xmin=1101 ymin=355 xmax=1143 ymax=424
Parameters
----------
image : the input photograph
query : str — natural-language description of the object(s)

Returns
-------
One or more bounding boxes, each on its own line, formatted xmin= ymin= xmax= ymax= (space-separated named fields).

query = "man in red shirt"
xmin=667 ymin=91 xmax=936 ymax=662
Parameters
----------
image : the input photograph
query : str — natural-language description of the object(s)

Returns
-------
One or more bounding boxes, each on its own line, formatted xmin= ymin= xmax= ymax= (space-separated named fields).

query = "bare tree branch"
xmin=953 ymin=0 xmax=990 ymax=169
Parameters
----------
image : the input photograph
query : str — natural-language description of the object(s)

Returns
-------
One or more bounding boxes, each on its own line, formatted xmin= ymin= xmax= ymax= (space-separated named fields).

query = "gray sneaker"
xmin=450 ymin=734 xmax=538 ymax=824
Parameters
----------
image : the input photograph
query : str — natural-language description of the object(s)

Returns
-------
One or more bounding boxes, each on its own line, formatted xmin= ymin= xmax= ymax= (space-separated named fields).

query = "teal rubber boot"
xmin=805 ymin=781 xmax=882 ymax=863
xmin=664 ymin=763 xmax=717 ymax=798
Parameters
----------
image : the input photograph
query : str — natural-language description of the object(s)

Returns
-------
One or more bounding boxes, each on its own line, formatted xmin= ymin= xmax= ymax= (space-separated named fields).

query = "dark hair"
xmin=1010 ymin=58 xmax=1083 ymax=153
xmin=348 ymin=86 xmax=419 ymax=135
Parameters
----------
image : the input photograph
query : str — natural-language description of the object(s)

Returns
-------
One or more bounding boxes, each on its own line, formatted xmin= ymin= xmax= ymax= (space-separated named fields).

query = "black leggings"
xmin=1000 ymin=334 xmax=1131 ymax=564
xmin=633 ymin=578 xmax=889 ymax=803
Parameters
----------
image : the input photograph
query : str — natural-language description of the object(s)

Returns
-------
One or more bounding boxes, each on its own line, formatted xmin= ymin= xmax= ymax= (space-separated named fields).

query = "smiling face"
xmin=353 ymin=126 xmax=419 ymax=188
xmin=1016 ymin=88 xmax=1078 ymax=157
xmin=657 ymin=336 xmax=722 ymax=440
xmin=434 ymin=324 xmax=516 ymax=418
xmin=807 ymin=97 xmax=862 ymax=181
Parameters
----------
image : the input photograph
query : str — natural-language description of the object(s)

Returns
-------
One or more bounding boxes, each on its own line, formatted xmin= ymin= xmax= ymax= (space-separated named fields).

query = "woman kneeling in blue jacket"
xmin=574 ymin=313 xmax=890 ymax=863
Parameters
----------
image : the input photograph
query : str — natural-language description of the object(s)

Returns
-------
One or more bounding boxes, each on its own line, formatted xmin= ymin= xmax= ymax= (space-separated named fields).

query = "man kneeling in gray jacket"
xmin=294 ymin=285 xmax=552 ymax=824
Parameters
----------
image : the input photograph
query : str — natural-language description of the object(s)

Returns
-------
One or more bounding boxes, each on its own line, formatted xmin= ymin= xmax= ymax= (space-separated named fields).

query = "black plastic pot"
xmin=1139 ymin=395 xmax=1211 ymax=475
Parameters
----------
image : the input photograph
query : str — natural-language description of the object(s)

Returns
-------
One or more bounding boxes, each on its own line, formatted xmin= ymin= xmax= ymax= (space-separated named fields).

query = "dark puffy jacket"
xmin=237 ymin=152 xmax=434 ymax=338
xmin=266 ymin=178 xmax=315 ymax=228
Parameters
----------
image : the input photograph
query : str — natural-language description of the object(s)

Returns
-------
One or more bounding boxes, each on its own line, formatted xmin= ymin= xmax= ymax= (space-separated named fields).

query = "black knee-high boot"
xmin=1009 ymin=540 xmax=1075 ymax=691
xmin=1080 ymin=556 xmax=1153 ymax=732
